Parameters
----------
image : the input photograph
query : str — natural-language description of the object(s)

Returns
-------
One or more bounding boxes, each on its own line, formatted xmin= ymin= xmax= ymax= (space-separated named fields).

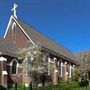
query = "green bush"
xmin=79 ymin=79 xmax=89 ymax=87
xmin=8 ymin=84 xmax=13 ymax=89
xmin=59 ymin=80 xmax=79 ymax=90
xmin=0 ymin=85 xmax=7 ymax=90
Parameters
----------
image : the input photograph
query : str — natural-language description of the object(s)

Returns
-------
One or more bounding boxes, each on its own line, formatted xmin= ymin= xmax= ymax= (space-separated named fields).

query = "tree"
xmin=17 ymin=43 xmax=49 ymax=86
xmin=75 ymin=51 xmax=90 ymax=80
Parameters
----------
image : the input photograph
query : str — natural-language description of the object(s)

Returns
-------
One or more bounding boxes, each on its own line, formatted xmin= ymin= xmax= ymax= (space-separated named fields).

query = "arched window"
xmin=11 ymin=59 xmax=19 ymax=74
xmin=12 ymin=60 xmax=17 ymax=74
xmin=12 ymin=22 xmax=16 ymax=35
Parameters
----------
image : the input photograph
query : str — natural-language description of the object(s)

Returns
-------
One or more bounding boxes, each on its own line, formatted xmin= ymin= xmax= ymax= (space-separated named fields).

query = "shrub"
xmin=59 ymin=80 xmax=79 ymax=90
xmin=8 ymin=84 xmax=13 ymax=89
xmin=79 ymin=79 xmax=89 ymax=87
xmin=0 ymin=85 xmax=7 ymax=90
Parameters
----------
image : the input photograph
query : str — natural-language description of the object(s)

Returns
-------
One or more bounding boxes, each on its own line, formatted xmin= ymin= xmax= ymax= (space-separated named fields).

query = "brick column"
xmin=58 ymin=60 xmax=60 ymax=77
xmin=72 ymin=65 xmax=75 ymax=76
xmin=48 ymin=57 xmax=51 ymax=76
xmin=0 ymin=57 xmax=7 ymax=88
xmin=64 ymin=62 xmax=68 ymax=81
xmin=53 ymin=57 xmax=58 ymax=85
xmin=0 ymin=60 xmax=2 ymax=85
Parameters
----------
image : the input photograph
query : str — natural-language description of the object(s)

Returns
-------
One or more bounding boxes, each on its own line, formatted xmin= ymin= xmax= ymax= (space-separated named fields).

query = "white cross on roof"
xmin=11 ymin=3 xmax=18 ymax=18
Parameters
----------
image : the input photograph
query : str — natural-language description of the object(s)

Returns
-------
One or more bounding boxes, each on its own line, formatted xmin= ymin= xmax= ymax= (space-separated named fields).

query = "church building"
xmin=0 ymin=4 xmax=78 ymax=88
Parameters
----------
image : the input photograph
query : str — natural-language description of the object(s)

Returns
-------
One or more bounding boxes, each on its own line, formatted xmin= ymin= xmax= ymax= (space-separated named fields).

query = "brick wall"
xmin=5 ymin=19 xmax=29 ymax=48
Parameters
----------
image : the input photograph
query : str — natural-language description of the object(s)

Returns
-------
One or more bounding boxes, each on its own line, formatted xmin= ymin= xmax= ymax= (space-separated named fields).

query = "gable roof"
xmin=0 ymin=38 xmax=17 ymax=56
xmin=4 ymin=16 xmax=78 ymax=64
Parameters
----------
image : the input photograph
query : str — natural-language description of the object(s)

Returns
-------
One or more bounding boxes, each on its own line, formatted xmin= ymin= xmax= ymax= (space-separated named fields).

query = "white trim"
xmin=11 ymin=59 xmax=19 ymax=74
xmin=12 ymin=22 xmax=16 ymax=30
xmin=69 ymin=65 xmax=72 ymax=78
xmin=65 ymin=62 xmax=67 ymax=64
xmin=72 ymin=65 xmax=75 ymax=75
xmin=55 ymin=69 xmax=58 ymax=73
xmin=2 ymin=71 xmax=8 ymax=75
xmin=0 ymin=57 xmax=7 ymax=61
xmin=12 ymin=22 xmax=16 ymax=37
xmin=4 ymin=15 xmax=13 ymax=38
xmin=48 ymin=57 xmax=51 ymax=62
xmin=66 ymin=72 xmax=68 ymax=75
xmin=12 ymin=16 xmax=35 ymax=45
xmin=54 ymin=57 xmax=57 ymax=60
xmin=60 ymin=62 xmax=63 ymax=77
xmin=48 ymin=57 xmax=51 ymax=75
xmin=4 ymin=15 xmax=35 ymax=45
xmin=10 ymin=59 xmax=18 ymax=66
xmin=73 ymin=65 xmax=75 ymax=68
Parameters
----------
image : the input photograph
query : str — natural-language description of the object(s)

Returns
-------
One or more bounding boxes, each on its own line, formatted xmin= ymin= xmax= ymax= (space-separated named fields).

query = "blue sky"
xmin=0 ymin=0 xmax=90 ymax=52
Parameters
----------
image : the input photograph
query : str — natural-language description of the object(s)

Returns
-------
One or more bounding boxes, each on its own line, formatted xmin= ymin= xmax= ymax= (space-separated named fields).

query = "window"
xmin=12 ymin=22 xmax=16 ymax=35
xmin=11 ymin=60 xmax=18 ymax=74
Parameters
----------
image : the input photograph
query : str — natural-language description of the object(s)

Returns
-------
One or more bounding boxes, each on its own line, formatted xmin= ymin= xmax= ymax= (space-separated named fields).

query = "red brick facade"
xmin=5 ymin=19 xmax=29 ymax=48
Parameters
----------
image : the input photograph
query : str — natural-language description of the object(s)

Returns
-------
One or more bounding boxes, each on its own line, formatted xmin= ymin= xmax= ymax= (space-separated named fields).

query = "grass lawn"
xmin=7 ymin=82 xmax=90 ymax=90
xmin=72 ymin=87 xmax=90 ymax=90
xmin=8 ymin=86 xmax=90 ymax=90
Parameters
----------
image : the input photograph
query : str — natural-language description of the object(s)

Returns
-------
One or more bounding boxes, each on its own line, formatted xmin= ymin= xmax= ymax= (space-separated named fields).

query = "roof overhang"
xmin=42 ymin=46 xmax=79 ymax=65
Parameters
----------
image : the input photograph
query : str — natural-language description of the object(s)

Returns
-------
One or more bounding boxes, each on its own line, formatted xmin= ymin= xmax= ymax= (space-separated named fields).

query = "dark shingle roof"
xmin=0 ymin=38 xmax=17 ymax=56
xmin=13 ymin=17 xmax=77 ymax=64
